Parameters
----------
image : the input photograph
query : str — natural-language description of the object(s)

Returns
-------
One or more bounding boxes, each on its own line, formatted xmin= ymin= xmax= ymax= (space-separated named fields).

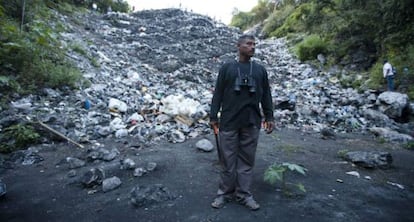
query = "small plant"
xmin=264 ymin=162 xmax=307 ymax=195
xmin=71 ymin=43 xmax=87 ymax=56
xmin=0 ymin=123 xmax=40 ymax=153
xmin=337 ymin=149 xmax=349 ymax=158
xmin=378 ymin=137 xmax=387 ymax=144
xmin=403 ymin=141 xmax=414 ymax=150
xmin=277 ymin=143 xmax=302 ymax=153
xmin=294 ymin=34 xmax=327 ymax=61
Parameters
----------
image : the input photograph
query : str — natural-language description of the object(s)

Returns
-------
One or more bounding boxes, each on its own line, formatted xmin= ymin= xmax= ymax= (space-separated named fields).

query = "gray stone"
xmin=102 ymin=176 xmax=122 ymax=192
xmin=195 ymin=138 xmax=214 ymax=152
xmin=130 ymin=184 xmax=176 ymax=207
xmin=66 ymin=157 xmax=86 ymax=169
xmin=343 ymin=151 xmax=393 ymax=169
xmin=81 ymin=168 xmax=105 ymax=187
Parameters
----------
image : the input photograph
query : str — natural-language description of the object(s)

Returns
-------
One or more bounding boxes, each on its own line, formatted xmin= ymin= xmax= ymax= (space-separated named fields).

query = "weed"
xmin=337 ymin=149 xmax=349 ymax=158
xmin=264 ymin=162 xmax=307 ymax=195
xmin=403 ymin=141 xmax=414 ymax=150
xmin=0 ymin=123 xmax=40 ymax=153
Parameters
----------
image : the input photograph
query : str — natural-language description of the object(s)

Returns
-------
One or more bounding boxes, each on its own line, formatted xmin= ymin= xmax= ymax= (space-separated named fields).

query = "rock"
xmin=369 ymin=127 xmax=413 ymax=143
xmin=87 ymin=147 xmax=119 ymax=162
xmin=377 ymin=92 xmax=411 ymax=120
xmin=167 ymin=129 xmax=186 ymax=143
xmin=9 ymin=150 xmax=44 ymax=166
xmin=133 ymin=167 xmax=146 ymax=177
xmin=102 ymin=176 xmax=122 ymax=192
xmin=115 ymin=128 xmax=129 ymax=138
xmin=195 ymin=138 xmax=214 ymax=152
xmin=121 ymin=158 xmax=136 ymax=170
xmin=343 ymin=151 xmax=393 ymax=169
xmin=80 ymin=168 xmax=105 ymax=187
xmin=320 ymin=128 xmax=336 ymax=140
xmin=130 ymin=184 xmax=176 ymax=207
xmin=66 ymin=157 xmax=86 ymax=169
xmin=146 ymin=162 xmax=157 ymax=172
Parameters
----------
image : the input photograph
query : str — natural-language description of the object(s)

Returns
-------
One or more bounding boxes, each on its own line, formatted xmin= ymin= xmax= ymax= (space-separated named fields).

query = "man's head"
xmin=237 ymin=34 xmax=256 ymax=60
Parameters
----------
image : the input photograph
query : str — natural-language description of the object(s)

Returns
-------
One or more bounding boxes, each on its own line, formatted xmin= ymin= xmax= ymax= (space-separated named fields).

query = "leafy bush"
xmin=230 ymin=11 xmax=254 ymax=30
xmin=0 ymin=123 xmax=40 ymax=153
xmin=403 ymin=141 xmax=414 ymax=150
xmin=231 ymin=0 xmax=275 ymax=30
xmin=269 ymin=3 xmax=311 ymax=38
xmin=262 ymin=5 xmax=295 ymax=37
xmin=294 ymin=34 xmax=327 ymax=61
xmin=0 ymin=0 xmax=83 ymax=97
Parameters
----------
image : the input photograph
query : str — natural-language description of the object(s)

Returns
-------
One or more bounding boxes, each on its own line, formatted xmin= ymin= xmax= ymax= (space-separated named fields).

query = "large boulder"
xmin=376 ymin=92 xmax=411 ymax=122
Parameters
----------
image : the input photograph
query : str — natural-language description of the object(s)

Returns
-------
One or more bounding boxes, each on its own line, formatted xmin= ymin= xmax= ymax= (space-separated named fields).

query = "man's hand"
xmin=210 ymin=121 xmax=219 ymax=134
xmin=263 ymin=121 xmax=274 ymax=134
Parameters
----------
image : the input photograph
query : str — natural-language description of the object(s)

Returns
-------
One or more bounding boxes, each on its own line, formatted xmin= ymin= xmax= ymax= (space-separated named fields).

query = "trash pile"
xmin=2 ymin=8 xmax=413 ymax=147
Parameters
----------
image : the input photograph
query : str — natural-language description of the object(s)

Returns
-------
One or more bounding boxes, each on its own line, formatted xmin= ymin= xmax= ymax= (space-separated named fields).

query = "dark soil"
xmin=1 ymin=128 xmax=413 ymax=222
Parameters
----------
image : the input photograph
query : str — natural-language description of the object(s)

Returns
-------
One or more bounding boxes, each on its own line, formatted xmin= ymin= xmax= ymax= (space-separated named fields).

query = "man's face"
xmin=238 ymin=38 xmax=255 ymax=57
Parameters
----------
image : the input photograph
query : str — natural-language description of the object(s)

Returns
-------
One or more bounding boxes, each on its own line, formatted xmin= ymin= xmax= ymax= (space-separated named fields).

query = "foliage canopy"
xmin=231 ymin=0 xmax=414 ymax=97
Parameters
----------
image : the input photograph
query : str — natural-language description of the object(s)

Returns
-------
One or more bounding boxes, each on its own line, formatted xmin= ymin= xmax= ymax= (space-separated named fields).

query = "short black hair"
xmin=237 ymin=34 xmax=255 ymax=44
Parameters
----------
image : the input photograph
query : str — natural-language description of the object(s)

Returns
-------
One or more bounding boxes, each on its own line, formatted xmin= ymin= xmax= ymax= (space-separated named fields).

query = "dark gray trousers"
xmin=216 ymin=126 xmax=260 ymax=198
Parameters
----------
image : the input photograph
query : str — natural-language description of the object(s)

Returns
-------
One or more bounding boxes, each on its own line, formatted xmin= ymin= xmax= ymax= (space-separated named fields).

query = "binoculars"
xmin=234 ymin=75 xmax=256 ymax=93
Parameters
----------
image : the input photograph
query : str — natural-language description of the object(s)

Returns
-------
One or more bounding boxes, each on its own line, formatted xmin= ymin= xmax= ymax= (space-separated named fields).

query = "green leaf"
xmin=296 ymin=183 xmax=306 ymax=193
xmin=0 ymin=75 xmax=10 ymax=84
xmin=264 ymin=164 xmax=286 ymax=185
xmin=282 ymin=162 xmax=307 ymax=175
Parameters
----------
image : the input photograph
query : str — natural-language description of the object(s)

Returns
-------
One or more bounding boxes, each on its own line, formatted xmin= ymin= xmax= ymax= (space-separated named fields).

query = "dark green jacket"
xmin=209 ymin=60 xmax=274 ymax=131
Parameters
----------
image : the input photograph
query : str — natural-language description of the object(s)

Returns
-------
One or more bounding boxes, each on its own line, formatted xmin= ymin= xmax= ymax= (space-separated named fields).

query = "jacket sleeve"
xmin=261 ymin=67 xmax=274 ymax=122
xmin=209 ymin=64 xmax=227 ymax=122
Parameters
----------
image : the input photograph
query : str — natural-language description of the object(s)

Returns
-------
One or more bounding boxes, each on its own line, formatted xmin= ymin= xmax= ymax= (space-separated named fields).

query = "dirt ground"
xmin=0 ymin=128 xmax=413 ymax=222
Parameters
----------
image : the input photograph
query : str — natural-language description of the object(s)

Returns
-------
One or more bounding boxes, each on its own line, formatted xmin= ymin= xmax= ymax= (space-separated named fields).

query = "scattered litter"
xmin=346 ymin=171 xmax=360 ymax=178
xmin=364 ymin=176 xmax=372 ymax=180
xmin=336 ymin=179 xmax=343 ymax=183
xmin=387 ymin=181 xmax=405 ymax=190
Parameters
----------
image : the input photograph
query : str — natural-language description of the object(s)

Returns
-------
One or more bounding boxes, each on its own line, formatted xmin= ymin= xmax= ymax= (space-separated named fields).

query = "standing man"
xmin=209 ymin=34 xmax=274 ymax=211
xmin=383 ymin=59 xmax=394 ymax=91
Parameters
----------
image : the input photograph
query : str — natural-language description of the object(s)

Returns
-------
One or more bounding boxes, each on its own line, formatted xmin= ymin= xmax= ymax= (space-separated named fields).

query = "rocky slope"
xmin=3 ymin=8 xmax=413 ymax=147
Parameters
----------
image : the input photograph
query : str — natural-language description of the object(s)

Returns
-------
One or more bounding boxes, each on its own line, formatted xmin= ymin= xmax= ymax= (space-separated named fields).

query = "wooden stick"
xmin=37 ymin=121 xmax=84 ymax=149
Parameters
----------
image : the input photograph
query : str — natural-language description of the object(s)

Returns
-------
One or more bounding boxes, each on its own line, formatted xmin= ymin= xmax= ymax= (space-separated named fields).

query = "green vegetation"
xmin=231 ymin=0 xmax=414 ymax=98
xmin=0 ymin=123 xmax=40 ymax=153
xmin=264 ymin=162 xmax=307 ymax=195
xmin=337 ymin=149 xmax=349 ymax=158
xmin=0 ymin=0 xmax=130 ymax=105
xmin=403 ymin=141 xmax=414 ymax=150
xmin=231 ymin=0 xmax=274 ymax=31
xmin=276 ymin=143 xmax=302 ymax=154
xmin=0 ymin=0 xmax=130 ymax=151
xmin=294 ymin=34 xmax=327 ymax=61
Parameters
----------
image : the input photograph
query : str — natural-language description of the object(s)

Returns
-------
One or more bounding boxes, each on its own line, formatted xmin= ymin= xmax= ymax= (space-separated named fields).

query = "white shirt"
xmin=383 ymin=62 xmax=392 ymax=78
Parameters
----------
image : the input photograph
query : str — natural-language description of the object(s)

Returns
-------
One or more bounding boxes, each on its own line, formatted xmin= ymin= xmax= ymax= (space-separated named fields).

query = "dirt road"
xmin=1 ymin=128 xmax=413 ymax=222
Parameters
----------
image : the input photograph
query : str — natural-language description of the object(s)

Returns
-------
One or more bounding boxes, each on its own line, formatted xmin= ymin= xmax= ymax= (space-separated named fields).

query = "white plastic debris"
xmin=110 ymin=117 xmax=127 ymax=130
xmin=108 ymin=98 xmax=128 ymax=113
xmin=127 ymin=112 xmax=144 ymax=123
xmin=387 ymin=181 xmax=405 ymax=190
xmin=345 ymin=171 xmax=360 ymax=178
xmin=159 ymin=94 xmax=201 ymax=116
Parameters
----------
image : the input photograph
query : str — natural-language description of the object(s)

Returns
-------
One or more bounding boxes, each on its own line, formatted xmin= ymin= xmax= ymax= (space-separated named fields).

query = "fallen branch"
xmin=37 ymin=121 xmax=84 ymax=149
